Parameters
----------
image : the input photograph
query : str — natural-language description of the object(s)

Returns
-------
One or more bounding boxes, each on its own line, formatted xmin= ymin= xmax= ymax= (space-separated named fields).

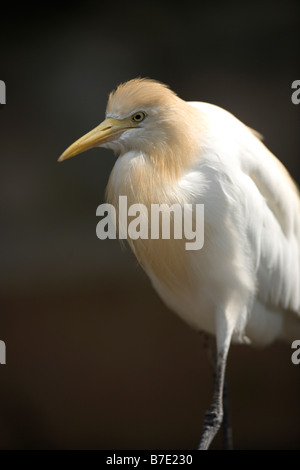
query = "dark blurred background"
xmin=0 ymin=0 xmax=300 ymax=449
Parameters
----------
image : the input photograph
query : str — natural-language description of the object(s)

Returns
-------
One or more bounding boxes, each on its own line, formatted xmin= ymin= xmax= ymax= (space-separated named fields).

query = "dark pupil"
xmin=135 ymin=113 xmax=142 ymax=120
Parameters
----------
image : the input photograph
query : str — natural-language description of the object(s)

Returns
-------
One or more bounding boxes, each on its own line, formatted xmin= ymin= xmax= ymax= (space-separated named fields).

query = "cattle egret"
xmin=59 ymin=78 xmax=300 ymax=450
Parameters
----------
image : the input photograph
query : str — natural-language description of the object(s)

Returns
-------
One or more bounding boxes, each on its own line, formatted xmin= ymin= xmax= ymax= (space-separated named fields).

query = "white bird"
xmin=59 ymin=78 xmax=300 ymax=449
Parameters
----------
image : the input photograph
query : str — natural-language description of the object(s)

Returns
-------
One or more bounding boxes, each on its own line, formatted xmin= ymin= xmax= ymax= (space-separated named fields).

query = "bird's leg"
xmin=222 ymin=376 xmax=233 ymax=450
xmin=200 ymin=332 xmax=233 ymax=450
xmin=198 ymin=316 xmax=233 ymax=450
xmin=198 ymin=351 xmax=227 ymax=449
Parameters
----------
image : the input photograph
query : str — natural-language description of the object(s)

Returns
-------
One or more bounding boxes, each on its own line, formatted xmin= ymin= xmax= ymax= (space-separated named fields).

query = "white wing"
xmin=189 ymin=102 xmax=300 ymax=341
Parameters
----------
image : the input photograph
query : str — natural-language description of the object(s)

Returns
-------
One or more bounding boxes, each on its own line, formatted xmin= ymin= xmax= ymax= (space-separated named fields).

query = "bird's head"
xmin=58 ymin=78 xmax=202 ymax=175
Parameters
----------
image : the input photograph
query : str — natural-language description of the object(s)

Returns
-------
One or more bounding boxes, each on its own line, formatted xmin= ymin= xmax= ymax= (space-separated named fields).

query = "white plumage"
xmin=105 ymin=97 xmax=300 ymax=345
xmin=59 ymin=78 xmax=300 ymax=449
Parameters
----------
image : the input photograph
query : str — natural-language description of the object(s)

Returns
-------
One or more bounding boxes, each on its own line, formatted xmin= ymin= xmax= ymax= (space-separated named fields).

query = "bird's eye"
xmin=131 ymin=111 xmax=147 ymax=123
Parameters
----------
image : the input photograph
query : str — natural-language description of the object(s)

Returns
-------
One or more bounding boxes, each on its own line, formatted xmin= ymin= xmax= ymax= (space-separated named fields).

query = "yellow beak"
xmin=58 ymin=117 xmax=131 ymax=162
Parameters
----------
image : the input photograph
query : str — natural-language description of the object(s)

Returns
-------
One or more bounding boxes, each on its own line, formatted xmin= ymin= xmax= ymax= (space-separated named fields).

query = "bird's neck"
xmin=105 ymin=145 xmax=199 ymax=292
xmin=106 ymin=150 xmax=184 ymax=209
xmin=104 ymin=104 xmax=207 ymax=291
